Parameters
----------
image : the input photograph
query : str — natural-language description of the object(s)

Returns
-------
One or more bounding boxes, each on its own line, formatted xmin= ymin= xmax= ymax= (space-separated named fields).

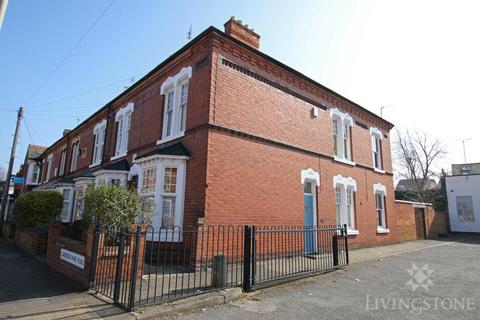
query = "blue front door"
xmin=304 ymin=182 xmax=316 ymax=253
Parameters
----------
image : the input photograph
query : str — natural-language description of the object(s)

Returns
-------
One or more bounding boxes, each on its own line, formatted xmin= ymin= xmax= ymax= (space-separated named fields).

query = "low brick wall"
xmin=46 ymin=222 xmax=146 ymax=290
xmin=394 ymin=201 xmax=449 ymax=242
xmin=15 ymin=228 xmax=48 ymax=255
xmin=46 ymin=222 xmax=93 ymax=289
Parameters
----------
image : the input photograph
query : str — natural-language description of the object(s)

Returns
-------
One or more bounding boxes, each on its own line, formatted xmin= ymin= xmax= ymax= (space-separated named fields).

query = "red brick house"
xmin=25 ymin=17 xmax=397 ymax=247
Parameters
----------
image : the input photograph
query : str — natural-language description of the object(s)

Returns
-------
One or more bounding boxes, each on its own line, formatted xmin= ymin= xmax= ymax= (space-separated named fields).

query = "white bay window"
xmin=134 ymin=153 xmax=188 ymax=241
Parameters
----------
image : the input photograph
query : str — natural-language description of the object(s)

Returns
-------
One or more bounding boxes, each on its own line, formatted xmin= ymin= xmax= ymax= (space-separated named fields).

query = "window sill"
xmin=346 ymin=228 xmax=359 ymax=236
xmin=110 ymin=153 xmax=127 ymax=161
xmin=89 ymin=162 xmax=101 ymax=168
xmin=334 ymin=156 xmax=356 ymax=166
xmin=376 ymin=227 xmax=390 ymax=234
xmin=156 ymin=132 xmax=185 ymax=145
xmin=374 ymin=168 xmax=385 ymax=174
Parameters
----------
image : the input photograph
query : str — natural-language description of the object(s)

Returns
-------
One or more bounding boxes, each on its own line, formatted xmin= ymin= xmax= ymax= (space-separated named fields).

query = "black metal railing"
xmin=244 ymin=225 xmax=349 ymax=290
xmin=136 ymin=225 xmax=244 ymax=307
xmin=89 ymin=224 xmax=349 ymax=311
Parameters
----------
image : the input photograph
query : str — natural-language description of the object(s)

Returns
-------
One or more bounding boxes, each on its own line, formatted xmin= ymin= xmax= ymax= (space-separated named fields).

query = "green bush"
xmin=13 ymin=191 xmax=64 ymax=228
xmin=83 ymin=184 xmax=141 ymax=227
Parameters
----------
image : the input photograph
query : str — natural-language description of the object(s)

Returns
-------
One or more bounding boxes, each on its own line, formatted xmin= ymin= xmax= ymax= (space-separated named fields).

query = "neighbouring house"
xmin=395 ymin=178 xmax=438 ymax=192
xmin=21 ymin=144 xmax=47 ymax=191
xmin=446 ymin=162 xmax=480 ymax=233
xmin=22 ymin=17 xmax=403 ymax=248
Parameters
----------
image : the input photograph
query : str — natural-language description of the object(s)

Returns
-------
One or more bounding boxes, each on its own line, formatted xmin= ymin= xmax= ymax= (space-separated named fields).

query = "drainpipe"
xmin=102 ymin=103 xmax=112 ymax=169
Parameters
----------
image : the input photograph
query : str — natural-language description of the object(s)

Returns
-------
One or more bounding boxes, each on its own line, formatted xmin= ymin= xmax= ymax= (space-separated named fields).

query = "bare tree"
xmin=394 ymin=129 xmax=447 ymax=203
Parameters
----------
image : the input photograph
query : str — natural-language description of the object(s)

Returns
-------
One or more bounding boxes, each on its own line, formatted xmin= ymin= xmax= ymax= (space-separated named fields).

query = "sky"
xmin=1 ymin=0 xmax=479 ymax=177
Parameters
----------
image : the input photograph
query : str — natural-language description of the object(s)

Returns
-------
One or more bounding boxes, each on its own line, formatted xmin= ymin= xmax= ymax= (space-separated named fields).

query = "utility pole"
xmin=0 ymin=106 xmax=23 ymax=231
xmin=0 ymin=0 xmax=9 ymax=31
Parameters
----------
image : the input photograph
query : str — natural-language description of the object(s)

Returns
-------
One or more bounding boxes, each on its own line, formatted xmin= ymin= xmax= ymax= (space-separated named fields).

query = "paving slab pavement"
xmin=0 ymin=240 xmax=133 ymax=320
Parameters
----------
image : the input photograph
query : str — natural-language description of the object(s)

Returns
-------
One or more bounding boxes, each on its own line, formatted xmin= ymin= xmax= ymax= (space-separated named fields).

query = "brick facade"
xmin=26 ymin=18 xmax=408 ymax=249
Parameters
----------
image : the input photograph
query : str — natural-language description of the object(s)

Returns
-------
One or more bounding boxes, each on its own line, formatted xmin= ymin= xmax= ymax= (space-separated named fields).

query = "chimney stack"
xmin=224 ymin=17 xmax=260 ymax=50
xmin=63 ymin=129 xmax=71 ymax=137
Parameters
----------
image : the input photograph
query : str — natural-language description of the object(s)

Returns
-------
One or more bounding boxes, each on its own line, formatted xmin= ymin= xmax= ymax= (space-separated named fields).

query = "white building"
xmin=445 ymin=174 xmax=480 ymax=232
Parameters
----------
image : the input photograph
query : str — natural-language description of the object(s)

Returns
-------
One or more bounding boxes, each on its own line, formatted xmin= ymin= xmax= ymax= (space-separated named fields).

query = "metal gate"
xmin=243 ymin=224 xmax=349 ymax=291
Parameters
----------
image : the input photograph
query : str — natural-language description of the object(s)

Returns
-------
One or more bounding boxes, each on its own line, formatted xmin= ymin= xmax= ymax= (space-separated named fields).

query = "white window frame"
xmin=330 ymin=108 xmax=355 ymax=166
xmin=93 ymin=170 xmax=128 ymax=186
xmin=111 ymin=103 xmax=134 ymax=160
xmin=159 ymin=166 xmax=179 ymax=229
xmin=91 ymin=120 xmax=107 ymax=166
xmin=27 ymin=160 xmax=40 ymax=185
xmin=163 ymin=88 xmax=175 ymax=138
xmin=157 ymin=66 xmax=192 ymax=145
xmin=178 ymin=79 xmax=189 ymax=132
xmin=73 ymin=177 xmax=94 ymax=220
xmin=31 ymin=163 xmax=40 ymax=184
xmin=134 ymin=154 xmax=188 ymax=242
xmin=373 ymin=183 xmax=389 ymax=233
xmin=333 ymin=175 xmax=358 ymax=235
xmin=45 ymin=154 xmax=53 ymax=182
xmin=370 ymin=127 xmax=384 ymax=173
xmin=70 ymin=139 xmax=80 ymax=172
xmin=140 ymin=166 xmax=157 ymax=195
xmin=59 ymin=146 xmax=67 ymax=176
xmin=57 ymin=186 xmax=74 ymax=223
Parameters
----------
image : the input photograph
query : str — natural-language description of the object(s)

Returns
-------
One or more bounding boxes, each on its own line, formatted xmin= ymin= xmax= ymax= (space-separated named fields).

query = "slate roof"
xmin=395 ymin=178 xmax=437 ymax=192
xmin=102 ymin=159 xmax=130 ymax=171
xmin=27 ymin=144 xmax=47 ymax=160
xmin=136 ymin=142 xmax=191 ymax=160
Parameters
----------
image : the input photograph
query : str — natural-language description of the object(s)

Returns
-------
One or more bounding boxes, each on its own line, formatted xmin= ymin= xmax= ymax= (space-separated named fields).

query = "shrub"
xmin=13 ymin=191 xmax=64 ymax=228
xmin=83 ymin=184 xmax=141 ymax=227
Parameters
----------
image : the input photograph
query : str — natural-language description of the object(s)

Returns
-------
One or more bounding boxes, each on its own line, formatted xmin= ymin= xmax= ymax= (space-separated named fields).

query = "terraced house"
xmin=24 ymin=17 xmax=398 ymax=248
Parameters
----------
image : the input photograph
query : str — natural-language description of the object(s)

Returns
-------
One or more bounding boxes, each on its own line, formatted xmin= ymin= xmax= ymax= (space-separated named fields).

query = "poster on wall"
xmin=456 ymin=196 xmax=475 ymax=222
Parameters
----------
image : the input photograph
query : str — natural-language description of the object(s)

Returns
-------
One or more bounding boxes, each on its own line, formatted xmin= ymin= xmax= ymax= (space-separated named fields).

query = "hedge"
xmin=13 ymin=191 xmax=64 ymax=228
